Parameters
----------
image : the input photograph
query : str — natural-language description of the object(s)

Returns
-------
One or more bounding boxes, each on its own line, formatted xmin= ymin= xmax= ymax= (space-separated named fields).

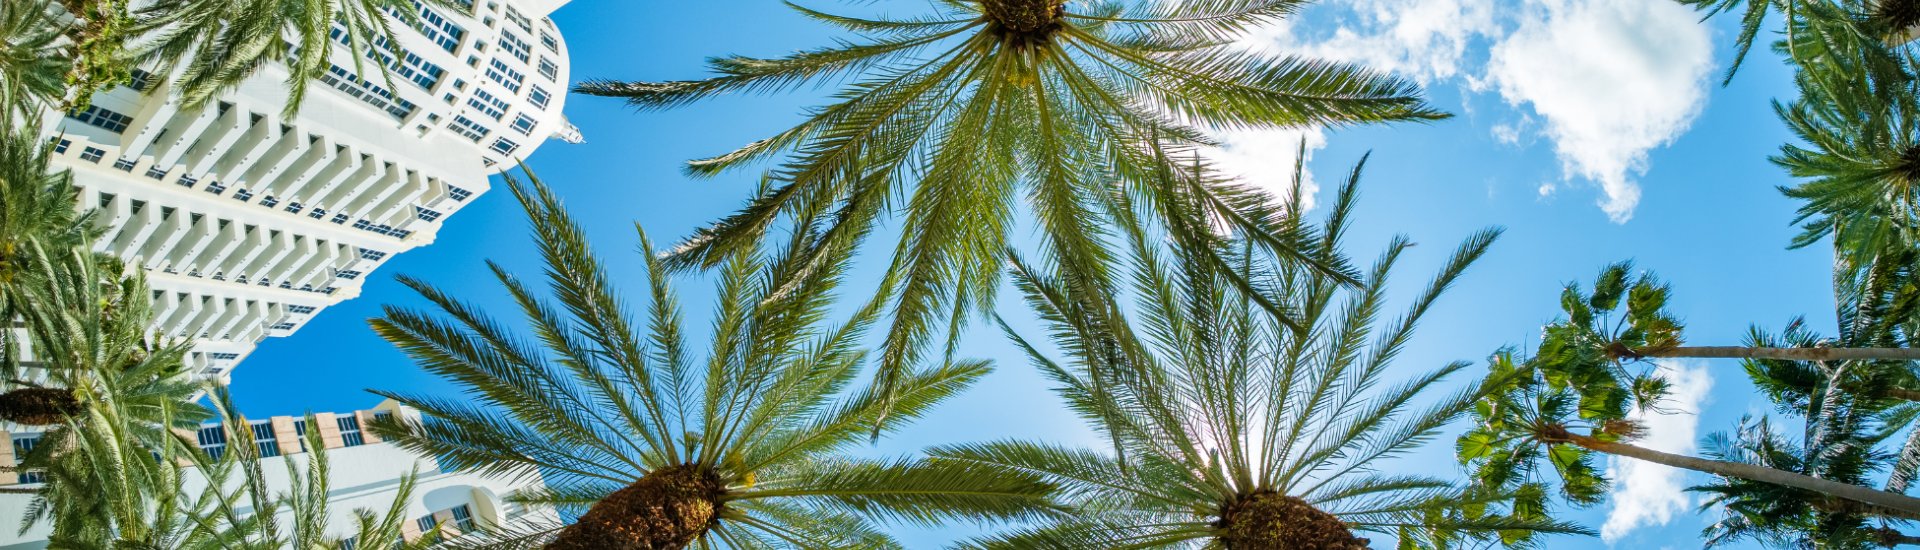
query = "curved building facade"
xmin=39 ymin=0 xmax=578 ymax=381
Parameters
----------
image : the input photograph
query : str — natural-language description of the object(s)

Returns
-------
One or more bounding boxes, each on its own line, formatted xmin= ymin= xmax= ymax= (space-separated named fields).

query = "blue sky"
xmin=231 ymin=0 xmax=1831 ymax=547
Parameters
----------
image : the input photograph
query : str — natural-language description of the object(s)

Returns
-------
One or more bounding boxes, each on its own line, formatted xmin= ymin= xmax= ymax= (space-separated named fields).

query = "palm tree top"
xmin=573 ymin=0 xmax=1445 ymax=411
xmin=946 ymin=156 xmax=1584 ymax=548
xmin=369 ymin=169 xmax=1058 ymax=548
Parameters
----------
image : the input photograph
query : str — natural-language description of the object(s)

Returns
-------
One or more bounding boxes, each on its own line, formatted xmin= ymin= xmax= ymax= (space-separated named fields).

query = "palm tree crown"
xmin=368 ymin=171 xmax=1058 ymax=548
xmin=941 ymin=158 xmax=1582 ymax=548
xmin=578 ymin=0 xmax=1447 ymax=402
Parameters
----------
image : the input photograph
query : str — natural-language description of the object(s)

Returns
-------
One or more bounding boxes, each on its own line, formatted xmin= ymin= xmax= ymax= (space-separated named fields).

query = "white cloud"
xmin=1202 ymin=127 xmax=1327 ymax=211
xmin=1601 ymin=360 xmax=1715 ymax=542
xmin=1483 ymin=0 xmax=1714 ymax=222
xmin=1230 ymin=0 xmax=1715 ymax=222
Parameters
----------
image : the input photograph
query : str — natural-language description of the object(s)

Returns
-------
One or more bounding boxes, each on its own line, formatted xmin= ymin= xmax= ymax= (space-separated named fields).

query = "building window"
xmin=391 ymin=1 xmax=465 ymax=53
xmin=78 ymin=147 xmax=104 ymax=163
xmin=197 ymin=426 xmax=228 ymax=460
xmin=12 ymin=435 xmax=43 ymax=484
xmin=448 ymin=115 xmax=491 ymax=142
xmin=528 ymin=86 xmax=549 ymax=109
xmin=331 ymin=213 xmax=349 ymax=224
xmin=144 ymin=166 xmax=168 ymax=180
xmin=204 ymin=180 xmax=226 ymax=194
xmin=498 ymin=31 xmax=531 ymax=63
xmin=318 ymin=64 xmax=416 ymax=120
xmin=285 ymin=201 xmax=303 ymax=214
xmin=416 ymin=515 xmax=440 ymax=542
xmin=67 ymin=105 xmax=133 ymax=133
xmin=490 ymin=137 xmax=519 ymax=156
xmin=177 ymin=174 xmax=198 ymax=188
xmin=294 ymin=419 xmax=308 ymax=452
xmin=113 ymin=158 xmax=136 ymax=171
xmin=485 ymin=59 xmax=524 ymax=93
xmin=260 ymin=195 xmax=279 ymax=208
xmin=511 ymin=114 xmax=535 ymax=135
xmin=232 ymin=189 xmax=253 ymax=201
xmin=335 ymin=269 xmax=362 ymax=280
xmin=450 ymin=504 xmax=476 ymax=532
xmin=413 ymin=206 xmax=443 ymax=222
xmin=252 ymin=422 xmax=280 ymax=458
xmin=50 ymin=138 xmax=70 ymax=154
xmin=287 ymin=304 xmax=316 ymax=314
xmin=307 ymin=207 xmax=327 ymax=219
xmin=271 ymin=321 xmax=296 ymax=330
xmin=337 ymin=415 xmax=364 ymax=447
xmin=504 ymin=6 xmax=533 ymax=32
xmin=537 ymin=57 xmax=557 ymax=80
xmin=448 ymin=186 xmax=473 ymax=201
xmin=539 ymin=31 xmax=558 ymax=53
xmin=359 ymin=249 xmax=387 ymax=261
xmin=125 ymin=68 xmax=153 ymax=92
xmin=467 ymin=89 xmax=509 ymax=120
xmin=208 ymin=352 xmax=240 ymax=360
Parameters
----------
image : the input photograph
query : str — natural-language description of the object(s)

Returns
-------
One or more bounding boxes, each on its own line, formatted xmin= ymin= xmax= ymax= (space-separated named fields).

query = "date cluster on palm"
xmin=1218 ymin=492 xmax=1369 ymax=550
xmin=981 ymin=0 xmax=1065 ymax=41
xmin=545 ymin=465 xmax=725 ymax=550
xmin=0 ymin=387 xmax=80 ymax=426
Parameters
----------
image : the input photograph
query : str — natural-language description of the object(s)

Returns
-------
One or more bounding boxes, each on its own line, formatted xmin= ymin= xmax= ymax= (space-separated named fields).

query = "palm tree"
xmin=18 ymin=385 xmax=440 ymax=548
xmin=1768 ymin=9 xmax=1920 ymax=293
xmin=941 ymin=158 xmax=1584 ymax=548
xmin=0 ymin=243 xmax=209 ymax=545
xmin=1461 ymin=264 xmax=1920 ymax=521
xmin=1679 ymin=0 xmax=1919 ymax=83
xmin=163 ymin=389 xmax=441 ymax=549
xmin=1693 ymin=281 xmax=1920 ymax=547
xmin=578 ymin=0 xmax=1448 ymax=401
xmin=0 ymin=2 xmax=69 ymax=117
xmin=0 ymin=242 xmax=198 ymax=428
xmin=366 ymin=169 xmax=1058 ymax=548
xmin=132 ymin=0 xmax=464 ymax=116
xmin=0 ymin=116 xmax=95 ymax=308
xmin=1693 ymin=415 xmax=1916 ymax=547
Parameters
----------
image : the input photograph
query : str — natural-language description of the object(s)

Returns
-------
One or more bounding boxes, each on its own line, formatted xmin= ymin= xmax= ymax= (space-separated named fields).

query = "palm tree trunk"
xmin=545 ymin=465 xmax=722 ymax=550
xmin=1557 ymin=431 xmax=1920 ymax=517
xmin=1634 ymin=346 xmax=1920 ymax=362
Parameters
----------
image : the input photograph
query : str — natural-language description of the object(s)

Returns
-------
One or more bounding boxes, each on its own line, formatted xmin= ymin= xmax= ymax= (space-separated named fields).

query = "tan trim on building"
xmin=355 ymin=410 xmax=383 ymax=444
xmin=270 ymin=416 xmax=301 ymax=456
xmin=433 ymin=509 xmax=460 ymax=537
xmin=400 ymin=513 xmax=422 ymax=542
xmin=0 ymin=430 xmax=18 ymax=485
xmin=314 ymin=412 xmax=344 ymax=449
xmin=172 ymin=427 xmax=198 ymax=466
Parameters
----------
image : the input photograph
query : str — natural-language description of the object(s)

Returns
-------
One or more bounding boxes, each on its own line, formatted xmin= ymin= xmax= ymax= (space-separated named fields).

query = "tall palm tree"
xmin=366 ymin=170 xmax=1058 ymax=548
xmin=0 ymin=116 xmax=95 ymax=309
xmin=133 ymin=0 xmax=465 ymax=116
xmin=578 ymin=0 xmax=1447 ymax=401
xmin=0 ymin=2 xmax=68 ymax=117
xmin=1679 ymin=0 xmax=1919 ymax=83
xmin=1461 ymin=264 xmax=1920 ymax=522
xmin=0 ymin=242 xmax=208 ymax=545
xmin=1769 ymin=6 xmax=1920 ymax=291
xmin=1693 ymin=275 xmax=1920 ymax=547
xmin=1694 ymin=413 xmax=1913 ymax=546
xmin=941 ymin=158 xmax=1584 ymax=548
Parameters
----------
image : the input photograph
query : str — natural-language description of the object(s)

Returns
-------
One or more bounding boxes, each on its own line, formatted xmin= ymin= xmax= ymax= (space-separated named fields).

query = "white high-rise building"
xmin=38 ymin=0 xmax=578 ymax=381
xmin=0 ymin=401 xmax=561 ymax=548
